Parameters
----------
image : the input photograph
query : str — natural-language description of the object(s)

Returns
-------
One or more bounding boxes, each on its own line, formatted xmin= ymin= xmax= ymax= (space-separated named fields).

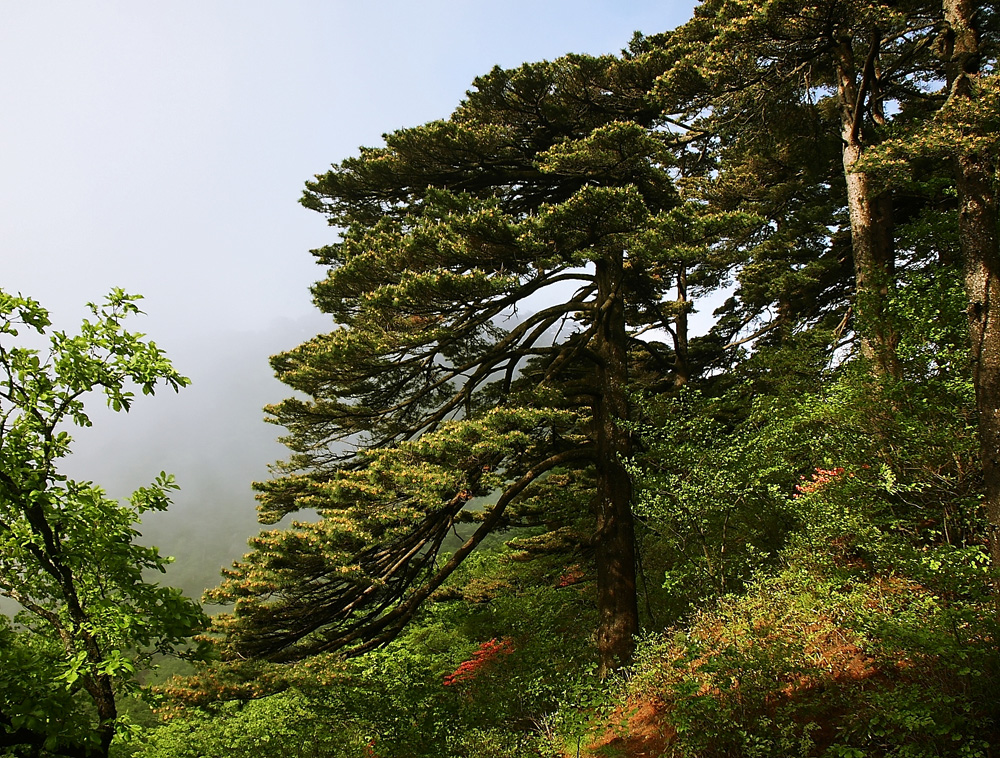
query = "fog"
xmin=59 ymin=312 xmax=330 ymax=598
xmin=2 ymin=1 xmax=698 ymax=602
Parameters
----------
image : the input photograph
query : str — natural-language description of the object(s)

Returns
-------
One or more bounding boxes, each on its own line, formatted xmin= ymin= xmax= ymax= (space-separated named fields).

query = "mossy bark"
xmin=943 ymin=0 xmax=1000 ymax=612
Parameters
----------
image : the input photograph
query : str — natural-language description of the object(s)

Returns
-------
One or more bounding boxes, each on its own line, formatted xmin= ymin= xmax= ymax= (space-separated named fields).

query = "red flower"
xmin=556 ymin=565 xmax=585 ymax=587
xmin=794 ymin=467 xmax=850 ymax=497
xmin=443 ymin=637 xmax=515 ymax=686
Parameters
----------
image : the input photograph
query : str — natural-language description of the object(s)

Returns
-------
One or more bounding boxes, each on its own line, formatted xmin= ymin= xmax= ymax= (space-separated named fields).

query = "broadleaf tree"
xmin=210 ymin=51 xmax=689 ymax=674
xmin=0 ymin=290 xmax=207 ymax=757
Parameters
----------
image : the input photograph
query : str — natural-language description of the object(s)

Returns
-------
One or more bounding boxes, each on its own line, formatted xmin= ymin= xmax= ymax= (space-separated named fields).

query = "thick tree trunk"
xmin=943 ymin=0 xmax=1000 ymax=611
xmin=592 ymin=254 xmax=639 ymax=676
xmin=835 ymin=37 xmax=902 ymax=378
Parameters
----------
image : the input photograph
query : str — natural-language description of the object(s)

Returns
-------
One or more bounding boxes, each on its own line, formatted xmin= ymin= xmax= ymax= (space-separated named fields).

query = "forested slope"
xmin=150 ymin=1 xmax=1000 ymax=755
xmin=4 ymin=1 xmax=999 ymax=756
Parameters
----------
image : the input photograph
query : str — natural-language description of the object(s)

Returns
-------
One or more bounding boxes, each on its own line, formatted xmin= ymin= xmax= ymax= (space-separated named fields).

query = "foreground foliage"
xmin=0 ymin=291 xmax=206 ymax=757
xmin=138 ymin=544 xmax=600 ymax=758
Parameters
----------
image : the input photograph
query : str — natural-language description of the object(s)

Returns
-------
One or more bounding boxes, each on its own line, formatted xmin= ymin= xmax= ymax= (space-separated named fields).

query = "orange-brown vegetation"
xmin=571 ymin=568 xmax=999 ymax=757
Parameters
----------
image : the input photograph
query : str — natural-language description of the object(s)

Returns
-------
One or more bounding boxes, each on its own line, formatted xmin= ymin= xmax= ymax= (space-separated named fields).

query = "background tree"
xmin=940 ymin=0 xmax=1000 ymax=607
xmin=824 ymin=0 xmax=1000 ymax=605
xmin=0 ymin=290 xmax=207 ymax=757
xmin=658 ymin=0 xmax=947 ymax=376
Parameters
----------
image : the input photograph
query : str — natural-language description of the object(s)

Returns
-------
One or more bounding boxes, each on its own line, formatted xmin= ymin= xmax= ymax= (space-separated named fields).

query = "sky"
xmin=1 ymin=0 xmax=699 ymax=597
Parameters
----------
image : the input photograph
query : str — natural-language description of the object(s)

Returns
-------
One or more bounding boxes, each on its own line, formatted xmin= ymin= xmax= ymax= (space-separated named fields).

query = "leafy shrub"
xmin=130 ymin=689 xmax=364 ymax=758
xmin=136 ymin=540 xmax=597 ymax=758
xmin=627 ymin=560 xmax=1000 ymax=757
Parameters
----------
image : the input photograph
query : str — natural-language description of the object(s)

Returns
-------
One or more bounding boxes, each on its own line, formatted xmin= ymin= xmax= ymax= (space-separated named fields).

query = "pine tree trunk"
xmin=835 ymin=37 xmax=902 ymax=378
xmin=673 ymin=266 xmax=690 ymax=387
xmin=592 ymin=253 xmax=639 ymax=676
xmin=943 ymin=0 xmax=1000 ymax=613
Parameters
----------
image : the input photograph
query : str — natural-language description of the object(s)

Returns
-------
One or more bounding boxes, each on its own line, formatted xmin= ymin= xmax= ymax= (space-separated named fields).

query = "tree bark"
xmin=943 ymin=0 xmax=1000 ymax=611
xmin=835 ymin=35 xmax=902 ymax=379
xmin=592 ymin=253 xmax=639 ymax=676
xmin=85 ymin=674 xmax=116 ymax=758
xmin=673 ymin=266 xmax=690 ymax=387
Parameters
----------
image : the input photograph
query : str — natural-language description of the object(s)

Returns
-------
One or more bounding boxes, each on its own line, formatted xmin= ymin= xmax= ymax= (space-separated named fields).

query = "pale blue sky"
xmin=1 ymin=1 xmax=699 ymax=594
xmin=3 ymin=1 xmax=697 ymax=336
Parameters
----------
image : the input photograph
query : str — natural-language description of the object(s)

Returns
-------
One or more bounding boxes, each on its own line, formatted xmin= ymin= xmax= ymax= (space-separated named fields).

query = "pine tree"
xmin=660 ymin=0 xmax=947 ymax=375
xmin=939 ymin=0 xmax=1000 ymax=607
xmin=211 ymin=50 xmax=681 ymax=673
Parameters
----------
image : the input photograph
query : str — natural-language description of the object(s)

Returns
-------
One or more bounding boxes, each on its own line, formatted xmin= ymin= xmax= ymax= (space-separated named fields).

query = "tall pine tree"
xmin=211 ymin=50 xmax=681 ymax=673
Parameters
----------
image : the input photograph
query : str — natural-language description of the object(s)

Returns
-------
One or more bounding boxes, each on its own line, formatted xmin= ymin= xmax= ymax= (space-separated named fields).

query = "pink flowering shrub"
xmin=794 ymin=467 xmax=847 ymax=498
